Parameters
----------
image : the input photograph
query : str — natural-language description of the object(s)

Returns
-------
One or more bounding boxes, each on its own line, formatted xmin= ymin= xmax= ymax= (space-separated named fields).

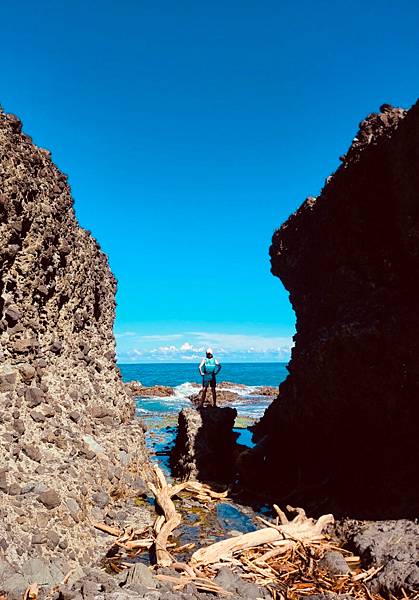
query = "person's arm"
xmin=199 ymin=359 xmax=205 ymax=376
xmin=215 ymin=359 xmax=221 ymax=375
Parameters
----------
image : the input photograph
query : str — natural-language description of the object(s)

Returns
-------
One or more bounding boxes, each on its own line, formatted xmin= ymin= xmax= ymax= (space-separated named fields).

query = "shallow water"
xmin=118 ymin=363 xmax=283 ymax=558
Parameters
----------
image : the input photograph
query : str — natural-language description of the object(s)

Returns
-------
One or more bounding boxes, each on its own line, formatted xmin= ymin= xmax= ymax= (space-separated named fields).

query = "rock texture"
xmin=171 ymin=407 xmax=238 ymax=482
xmin=240 ymin=102 xmax=419 ymax=518
xmin=0 ymin=107 xmax=151 ymax=586
xmin=336 ymin=519 xmax=419 ymax=594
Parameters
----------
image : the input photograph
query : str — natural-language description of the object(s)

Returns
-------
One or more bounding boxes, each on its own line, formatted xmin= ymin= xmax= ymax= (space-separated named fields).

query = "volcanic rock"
xmin=239 ymin=102 xmax=419 ymax=518
xmin=171 ymin=406 xmax=238 ymax=482
xmin=336 ymin=519 xmax=419 ymax=593
xmin=124 ymin=379 xmax=143 ymax=397
xmin=0 ymin=108 xmax=151 ymax=572
xmin=135 ymin=384 xmax=174 ymax=397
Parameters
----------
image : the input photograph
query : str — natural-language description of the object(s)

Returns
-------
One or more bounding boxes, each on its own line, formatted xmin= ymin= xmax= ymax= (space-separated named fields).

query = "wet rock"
xmin=136 ymin=385 xmax=173 ymax=397
xmin=250 ymin=385 xmax=278 ymax=397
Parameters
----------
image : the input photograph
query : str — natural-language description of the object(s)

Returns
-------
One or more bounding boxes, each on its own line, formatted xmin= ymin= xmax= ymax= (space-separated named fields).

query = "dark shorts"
xmin=203 ymin=375 xmax=216 ymax=388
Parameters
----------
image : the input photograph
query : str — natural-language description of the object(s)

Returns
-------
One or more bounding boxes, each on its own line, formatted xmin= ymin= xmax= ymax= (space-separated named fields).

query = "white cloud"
xmin=180 ymin=342 xmax=193 ymax=351
xmin=116 ymin=330 xmax=294 ymax=363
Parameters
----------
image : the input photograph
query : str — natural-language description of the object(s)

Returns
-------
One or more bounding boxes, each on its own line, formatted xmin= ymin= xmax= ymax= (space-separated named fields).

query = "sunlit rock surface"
xmin=0 ymin=108 xmax=150 ymax=586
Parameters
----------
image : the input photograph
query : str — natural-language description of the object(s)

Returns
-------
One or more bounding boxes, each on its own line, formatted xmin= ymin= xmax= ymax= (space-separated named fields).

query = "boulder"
xmin=170 ymin=406 xmax=238 ymax=482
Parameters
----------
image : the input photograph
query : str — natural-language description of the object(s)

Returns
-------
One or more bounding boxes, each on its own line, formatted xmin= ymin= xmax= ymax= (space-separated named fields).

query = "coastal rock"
xmin=336 ymin=519 xmax=419 ymax=594
xmin=189 ymin=389 xmax=240 ymax=406
xmin=249 ymin=386 xmax=277 ymax=397
xmin=240 ymin=102 xmax=419 ymax=518
xmin=124 ymin=379 xmax=143 ymax=397
xmin=0 ymin=108 xmax=150 ymax=572
xmin=170 ymin=406 xmax=238 ymax=482
xmin=136 ymin=384 xmax=174 ymax=397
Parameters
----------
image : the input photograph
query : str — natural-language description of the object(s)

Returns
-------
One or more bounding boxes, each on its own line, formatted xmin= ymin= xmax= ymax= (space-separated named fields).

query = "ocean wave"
xmin=135 ymin=380 xmax=270 ymax=418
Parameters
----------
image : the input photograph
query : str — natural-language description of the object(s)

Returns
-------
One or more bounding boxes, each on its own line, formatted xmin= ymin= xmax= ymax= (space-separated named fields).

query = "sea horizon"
xmin=119 ymin=361 xmax=289 ymax=388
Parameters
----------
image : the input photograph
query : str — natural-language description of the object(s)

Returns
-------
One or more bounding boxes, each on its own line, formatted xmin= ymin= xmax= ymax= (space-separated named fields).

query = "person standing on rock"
xmin=198 ymin=348 xmax=221 ymax=407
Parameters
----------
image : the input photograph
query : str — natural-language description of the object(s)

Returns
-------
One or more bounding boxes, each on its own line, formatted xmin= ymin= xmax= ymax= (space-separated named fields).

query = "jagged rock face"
xmin=0 ymin=109 xmax=150 ymax=577
xmin=241 ymin=102 xmax=419 ymax=518
xmin=171 ymin=407 xmax=238 ymax=482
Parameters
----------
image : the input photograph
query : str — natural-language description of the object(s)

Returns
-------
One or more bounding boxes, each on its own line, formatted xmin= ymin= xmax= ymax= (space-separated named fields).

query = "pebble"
xmin=37 ymin=489 xmax=61 ymax=509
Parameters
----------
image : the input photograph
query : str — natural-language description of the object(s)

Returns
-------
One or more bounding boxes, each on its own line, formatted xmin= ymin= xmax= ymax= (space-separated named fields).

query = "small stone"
xmin=47 ymin=530 xmax=60 ymax=547
xmin=58 ymin=538 xmax=68 ymax=550
xmin=319 ymin=551 xmax=350 ymax=576
xmin=21 ymin=483 xmax=35 ymax=494
xmin=91 ymin=491 xmax=110 ymax=508
xmin=131 ymin=477 xmax=147 ymax=496
xmin=31 ymin=532 xmax=46 ymax=545
xmin=69 ymin=410 xmax=81 ymax=423
xmin=30 ymin=410 xmax=45 ymax=423
xmin=90 ymin=406 xmax=110 ymax=419
xmin=7 ymin=483 xmax=21 ymax=496
xmin=13 ymin=419 xmax=25 ymax=436
xmin=37 ymin=489 xmax=61 ymax=509
xmin=23 ymin=445 xmax=42 ymax=462
xmin=66 ymin=498 xmax=80 ymax=515
xmin=18 ymin=363 xmax=36 ymax=382
xmin=33 ymin=482 xmax=49 ymax=494
xmin=25 ymin=387 xmax=44 ymax=408
xmin=50 ymin=340 xmax=62 ymax=354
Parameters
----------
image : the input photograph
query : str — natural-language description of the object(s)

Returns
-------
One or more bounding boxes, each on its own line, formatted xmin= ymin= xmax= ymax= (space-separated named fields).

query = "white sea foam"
xmin=135 ymin=380 xmax=271 ymax=418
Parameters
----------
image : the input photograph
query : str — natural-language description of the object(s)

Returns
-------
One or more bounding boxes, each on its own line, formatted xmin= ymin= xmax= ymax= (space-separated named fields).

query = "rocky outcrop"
xmin=171 ymin=407 xmax=238 ymax=482
xmin=336 ymin=520 xmax=419 ymax=594
xmin=0 ymin=108 xmax=150 ymax=585
xmin=240 ymin=102 xmax=419 ymax=518
xmin=135 ymin=384 xmax=174 ymax=397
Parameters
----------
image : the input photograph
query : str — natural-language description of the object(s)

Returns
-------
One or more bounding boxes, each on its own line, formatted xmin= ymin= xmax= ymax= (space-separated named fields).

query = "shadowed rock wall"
xmin=0 ymin=108 xmax=150 ymax=585
xmin=240 ymin=102 xmax=419 ymax=518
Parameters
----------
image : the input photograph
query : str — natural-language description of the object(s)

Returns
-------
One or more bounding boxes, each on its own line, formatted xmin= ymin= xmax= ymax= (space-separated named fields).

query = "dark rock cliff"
xmin=0 ymin=108 xmax=150 ymax=581
xmin=239 ymin=102 xmax=419 ymax=518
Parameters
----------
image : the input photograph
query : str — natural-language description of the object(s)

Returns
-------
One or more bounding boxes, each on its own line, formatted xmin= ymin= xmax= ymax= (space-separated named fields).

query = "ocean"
xmin=119 ymin=362 xmax=288 ymax=420
xmin=119 ymin=362 xmax=288 ymax=387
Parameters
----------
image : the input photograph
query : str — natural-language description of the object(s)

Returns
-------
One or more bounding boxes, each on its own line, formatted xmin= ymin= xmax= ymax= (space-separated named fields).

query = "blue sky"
xmin=1 ymin=1 xmax=418 ymax=362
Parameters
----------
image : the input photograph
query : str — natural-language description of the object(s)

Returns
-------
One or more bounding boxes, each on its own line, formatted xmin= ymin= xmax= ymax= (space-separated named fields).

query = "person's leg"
xmin=211 ymin=381 xmax=217 ymax=406
xmin=199 ymin=384 xmax=208 ymax=407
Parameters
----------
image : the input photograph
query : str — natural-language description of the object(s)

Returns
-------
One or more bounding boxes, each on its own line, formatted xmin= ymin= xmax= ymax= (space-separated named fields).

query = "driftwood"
xmin=93 ymin=522 xmax=122 ymax=537
xmin=148 ymin=464 xmax=182 ymax=566
xmin=23 ymin=583 xmax=38 ymax=600
xmin=190 ymin=507 xmax=334 ymax=566
xmin=146 ymin=464 xmax=228 ymax=566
